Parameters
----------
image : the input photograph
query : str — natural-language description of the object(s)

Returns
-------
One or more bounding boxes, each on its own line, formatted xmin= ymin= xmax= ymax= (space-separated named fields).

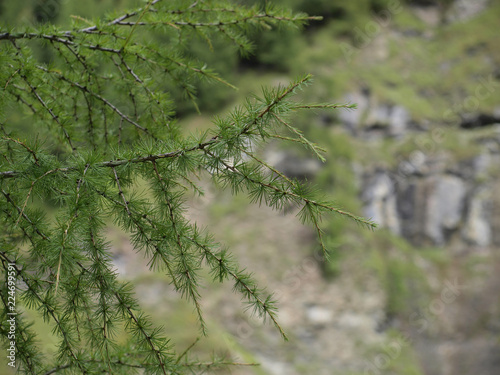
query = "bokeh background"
xmin=1 ymin=0 xmax=500 ymax=374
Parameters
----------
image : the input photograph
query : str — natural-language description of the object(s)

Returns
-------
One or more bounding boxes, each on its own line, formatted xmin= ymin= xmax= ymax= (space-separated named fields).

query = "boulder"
xmin=265 ymin=149 xmax=322 ymax=180
xmin=365 ymin=172 xmax=468 ymax=246
xmin=446 ymin=0 xmax=490 ymax=23
xmin=425 ymin=175 xmax=467 ymax=245
xmin=463 ymin=188 xmax=492 ymax=247
xmin=365 ymin=103 xmax=410 ymax=138
xmin=338 ymin=91 xmax=370 ymax=133
xmin=460 ymin=113 xmax=500 ymax=129
xmin=362 ymin=172 xmax=401 ymax=235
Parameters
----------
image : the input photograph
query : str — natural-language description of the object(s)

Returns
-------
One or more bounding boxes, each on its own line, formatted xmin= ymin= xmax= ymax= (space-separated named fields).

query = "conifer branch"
xmin=1 ymin=249 xmax=86 ymax=372
xmin=11 ymin=50 xmax=76 ymax=151
xmin=175 ymin=337 xmax=200 ymax=365
xmin=1 ymin=189 xmax=50 ymax=241
xmin=113 ymin=292 xmax=173 ymax=375
xmin=272 ymin=113 xmax=327 ymax=161
xmin=95 ymin=185 xmax=287 ymax=338
xmin=0 ymin=2 xmax=376 ymax=371
xmin=237 ymin=145 xmax=295 ymax=186
xmin=2 ymin=186 xmax=177 ymax=372
xmin=0 ymin=32 xmax=123 ymax=54
xmin=36 ymin=65 xmax=155 ymax=138
xmin=78 ymin=0 xmax=162 ymax=33
xmin=186 ymin=233 xmax=288 ymax=340
xmin=97 ymin=184 xmax=180 ymax=290
xmin=0 ymin=137 xmax=39 ymax=165
xmin=121 ymin=0 xmax=156 ymax=50
xmin=10 ymin=165 xmax=65 ymax=229
xmin=150 ymin=160 xmax=206 ymax=334
xmin=54 ymin=164 xmax=90 ymax=295
xmin=114 ymin=13 xmax=321 ymax=28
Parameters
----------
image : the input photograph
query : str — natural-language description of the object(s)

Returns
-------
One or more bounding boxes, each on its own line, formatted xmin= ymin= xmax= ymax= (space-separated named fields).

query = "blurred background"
xmin=1 ymin=0 xmax=500 ymax=374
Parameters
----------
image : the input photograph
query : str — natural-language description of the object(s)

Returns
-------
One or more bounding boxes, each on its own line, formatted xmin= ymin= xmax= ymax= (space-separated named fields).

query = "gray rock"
xmin=338 ymin=92 xmax=411 ymax=138
xmin=446 ymin=0 xmax=489 ymax=23
xmin=306 ymin=305 xmax=334 ymax=325
xmin=463 ymin=188 xmax=491 ymax=247
xmin=460 ymin=113 xmax=500 ymax=129
xmin=365 ymin=103 xmax=410 ymax=138
xmin=365 ymin=103 xmax=390 ymax=129
xmin=363 ymin=172 xmax=401 ymax=235
xmin=389 ymin=105 xmax=410 ymax=137
xmin=472 ymin=153 xmax=493 ymax=180
xmin=256 ymin=356 xmax=292 ymax=375
xmin=265 ymin=150 xmax=322 ymax=180
xmin=425 ymin=175 xmax=467 ymax=245
xmin=409 ymin=2 xmax=441 ymax=27
xmin=338 ymin=91 xmax=370 ymax=132
xmin=395 ymin=174 xmax=468 ymax=246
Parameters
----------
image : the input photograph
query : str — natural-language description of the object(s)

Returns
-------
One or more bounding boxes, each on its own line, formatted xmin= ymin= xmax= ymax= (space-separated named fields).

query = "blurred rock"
xmin=463 ymin=188 xmax=492 ymax=247
xmin=460 ymin=112 xmax=500 ymax=129
xmin=339 ymin=91 xmax=411 ymax=139
xmin=265 ymin=149 xmax=322 ymax=180
xmin=365 ymin=103 xmax=410 ymax=138
xmin=425 ymin=175 xmax=467 ymax=245
xmin=338 ymin=90 xmax=370 ymax=133
xmin=305 ymin=305 xmax=334 ymax=325
xmin=361 ymin=165 xmax=496 ymax=247
xmin=446 ymin=0 xmax=490 ymax=23
xmin=363 ymin=172 xmax=401 ymax=235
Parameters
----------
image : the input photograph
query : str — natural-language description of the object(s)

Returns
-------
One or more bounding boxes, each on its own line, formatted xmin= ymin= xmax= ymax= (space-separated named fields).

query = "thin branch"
xmin=36 ymin=65 xmax=154 ymax=138
xmin=203 ymin=147 xmax=376 ymax=228
xmin=54 ymin=164 xmax=90 ymax=295
xmin=121 ymin=0 xmax=156 ymax=50
xmin=13 ymin=59 xmax=76 ymax=151
xmin=1 ymin=136 xmax=39 ymax=165
xmin=151 ymin=160 xmax=206 ymax=334
xmin=15 ymin=168 xmax=62 ymax=226
xmin=112 ymin=167 xmax=132 ymax=216
xmin=78 ymin=0 xmax=162 ymax=33
xmin=175 ymin=337 xmax=200 ymax=364
xmin=0 ymin=32 xmax=122 ymax=54
xmin=0 ymin=76 xmax=314 ymax=179
xmin=272 ymin=113 xmax=326 ymax=161
xmin=114 ymin=13 xmax=322 ymax=27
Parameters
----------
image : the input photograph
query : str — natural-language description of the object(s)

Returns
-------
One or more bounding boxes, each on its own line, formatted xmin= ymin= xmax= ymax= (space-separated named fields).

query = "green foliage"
xmin=364 ymin=232 xmax=430 ymax=317
xmin=0 ymin=1 xmax=375 ymax=373
xmin=362 ymin=329 xmax=424 ymax=375
xmin=239 ymin=0 xmax=403 ymax=71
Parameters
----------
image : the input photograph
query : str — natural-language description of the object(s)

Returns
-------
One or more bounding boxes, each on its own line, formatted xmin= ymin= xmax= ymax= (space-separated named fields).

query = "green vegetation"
xmin=0 ymin=1 xmax=380 ymax=374
xmin=1 ymin=0 xmax=499 ymax=373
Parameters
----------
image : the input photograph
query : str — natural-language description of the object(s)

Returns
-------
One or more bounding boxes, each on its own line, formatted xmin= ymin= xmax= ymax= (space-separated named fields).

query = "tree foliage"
xmin=0 ymin=0 xmax=375 ymax=373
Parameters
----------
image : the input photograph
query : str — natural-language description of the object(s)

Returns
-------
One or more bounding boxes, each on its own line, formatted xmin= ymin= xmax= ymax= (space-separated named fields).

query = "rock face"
xmin=394 ymin=174 xmax=467 ymax=246
xmin=446 ymin=0 xmax=490 ymax=23
xmin=463 ymin=187 xmax=492 ymax=247
xmin=265 ymin=149 xmax=322 ymax=180
xmin=460 ymin=112 xmax=500 ymax=129
xmin=362 ymin=172 xmax=401 ymax=235
xmin=354 ymin=124 xmax=500 ymax=375
xmin=337 ymin=86 xmax=500 ymax=250
xmin=362 ymin=156 xmax=499 ymax=248
xmin=339 ymin=90 xmax=414 ymax=138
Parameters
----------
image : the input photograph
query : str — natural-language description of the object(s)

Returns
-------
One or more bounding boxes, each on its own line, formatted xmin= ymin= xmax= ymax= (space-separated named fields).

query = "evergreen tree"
xmin=0 ymin=0 xmax=375 ymax=373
